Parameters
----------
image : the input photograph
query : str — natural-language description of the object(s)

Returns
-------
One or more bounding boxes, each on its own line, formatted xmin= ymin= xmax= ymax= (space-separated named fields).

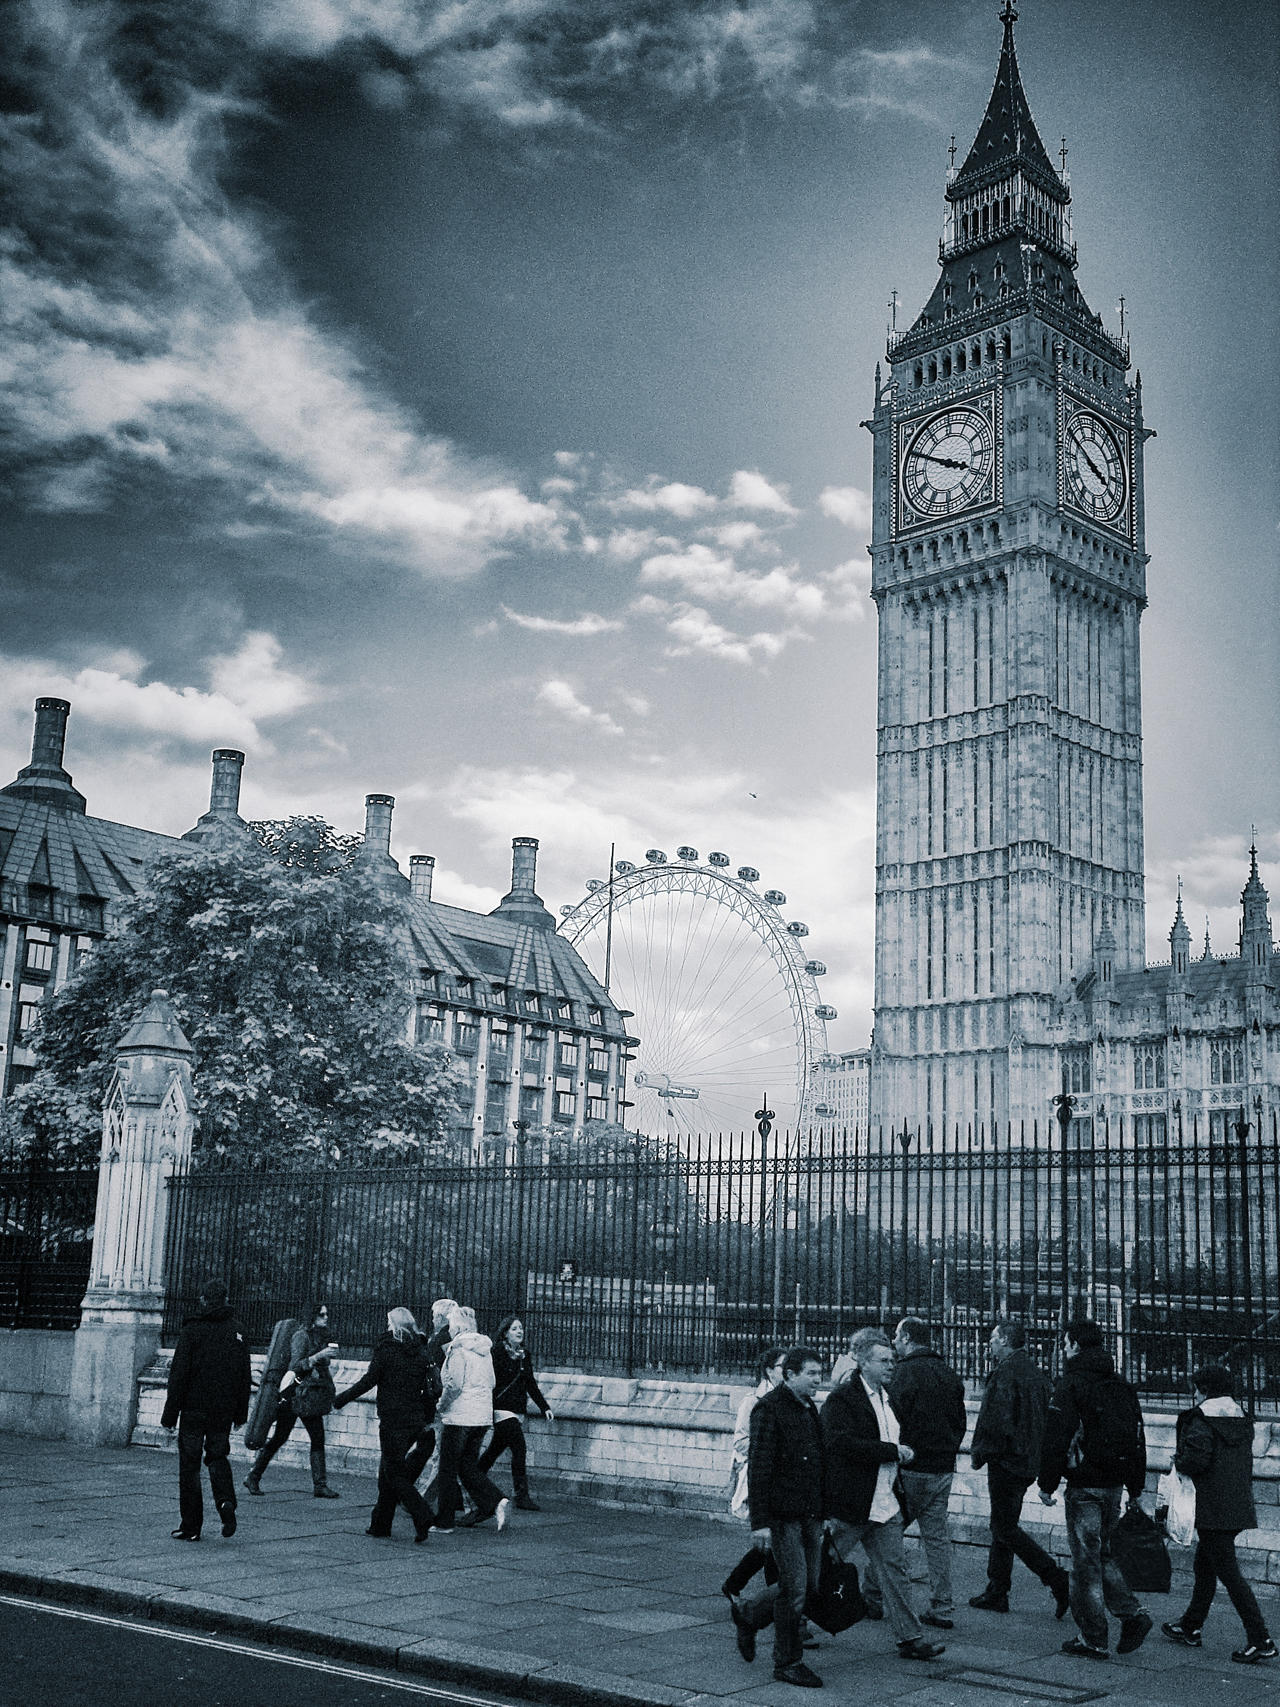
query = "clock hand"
xmin=909 ymin=451 xmax=970 ymax=471
xmin=1074 ymin=439 xmax=1107 ymax=484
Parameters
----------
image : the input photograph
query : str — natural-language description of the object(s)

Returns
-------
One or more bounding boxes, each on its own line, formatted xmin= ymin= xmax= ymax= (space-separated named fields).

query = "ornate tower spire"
xmin=1169 ymin=880 xmax=1192 ymax=981
xmin=1203 ymin=916 xmax=1213 ymax=960
xmin=1240 ymin=837 xmax=1272 ymax=976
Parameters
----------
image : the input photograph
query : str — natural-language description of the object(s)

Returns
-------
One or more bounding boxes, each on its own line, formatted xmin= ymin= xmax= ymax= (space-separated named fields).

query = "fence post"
xmin=67 ymin=990 xmax=195 ymax=1445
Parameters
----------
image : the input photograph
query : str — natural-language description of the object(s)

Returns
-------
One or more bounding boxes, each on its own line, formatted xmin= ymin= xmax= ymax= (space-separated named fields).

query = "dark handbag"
xmin=806 ymin=1532 xmax=867 ymax=1635
xmin=1111 ymin=1504 xmax=1172 ymax=1593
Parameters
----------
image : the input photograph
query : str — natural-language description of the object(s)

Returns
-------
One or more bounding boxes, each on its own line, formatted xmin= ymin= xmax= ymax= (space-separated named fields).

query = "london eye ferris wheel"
xmin=559 ymin=846 xmax=835 ymax=1137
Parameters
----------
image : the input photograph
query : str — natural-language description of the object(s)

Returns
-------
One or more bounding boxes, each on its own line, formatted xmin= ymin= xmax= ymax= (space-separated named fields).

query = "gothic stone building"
xmin=0 ymin=698 xmax=633 ymax=1148
xmin=866 ymin=7 xmax=1276 ymax=1136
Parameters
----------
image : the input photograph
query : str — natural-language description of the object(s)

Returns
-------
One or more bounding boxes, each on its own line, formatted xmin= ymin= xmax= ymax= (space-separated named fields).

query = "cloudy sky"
xmin=3 ymin=0 xmax=1277 ymax=1051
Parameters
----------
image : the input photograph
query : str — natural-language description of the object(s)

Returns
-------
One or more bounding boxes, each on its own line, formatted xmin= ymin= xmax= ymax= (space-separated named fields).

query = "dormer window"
xmin=968 ymin=270 xmax=978 ymax=292
xmin=943 ymin=281 xmax=952 ymax=302
xmin=973 ymin=291 xmax=983 ymax=308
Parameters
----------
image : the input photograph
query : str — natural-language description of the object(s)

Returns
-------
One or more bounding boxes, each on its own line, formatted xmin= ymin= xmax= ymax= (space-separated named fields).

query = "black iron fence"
xmin=0 ymin=1156 xmax=97 ymax=1329
xmin=161 ymin=1109 xmax=1280 ymax=1410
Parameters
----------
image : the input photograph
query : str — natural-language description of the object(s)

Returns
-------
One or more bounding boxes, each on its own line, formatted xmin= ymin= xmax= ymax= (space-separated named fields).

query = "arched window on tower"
xmin=972 ymin=341 xmax=981 ymax=366
xmin=1003 ymin=194 xmax=1010 ymax=223
xmin=957 ymin=347 xmax=967 ymax=372
xmin=928 ymin=358 xmax=938 ymax=383
xmin=913 ymin=364 xmax=923 ymax=388
xmin=981 ymin=204 xmax=989 ymax=234
xmin=986 ymin=336 xmax=997 ymax=361
xmin=942 ymin=352 xmax=952 ymax=378
xmin=1003 ymin=331 xmax=1012 ymax=357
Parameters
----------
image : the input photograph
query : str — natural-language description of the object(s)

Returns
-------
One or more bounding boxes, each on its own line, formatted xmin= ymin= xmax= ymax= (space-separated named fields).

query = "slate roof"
xmin=0 ymin=793 xmax=176 ymax=928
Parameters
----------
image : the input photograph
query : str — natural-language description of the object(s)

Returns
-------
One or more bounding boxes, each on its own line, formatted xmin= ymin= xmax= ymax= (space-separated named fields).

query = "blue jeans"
xmin=1064 ymin=1486 xmax=1141 ymax=1648
xmin=741 ymin=1518 xmax=823 ymax=1670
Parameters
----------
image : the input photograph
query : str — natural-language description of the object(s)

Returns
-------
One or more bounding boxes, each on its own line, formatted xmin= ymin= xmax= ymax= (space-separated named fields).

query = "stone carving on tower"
xmin=867 ymin=5 xmax=1147 ymax=1132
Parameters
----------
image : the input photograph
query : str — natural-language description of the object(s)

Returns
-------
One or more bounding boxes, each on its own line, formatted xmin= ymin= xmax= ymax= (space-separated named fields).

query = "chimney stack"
xmin=363 ymin=794 xmax=395 ymax=856
xmin=209 ymin=749 xmax=244 ymax=817
xmin=511 ymin=835 xmax=539 ymax=893
xmin=410 ymin=854 xmax=435 ymax=903
xmin=0 ymin=697 xmax=86 ymax=812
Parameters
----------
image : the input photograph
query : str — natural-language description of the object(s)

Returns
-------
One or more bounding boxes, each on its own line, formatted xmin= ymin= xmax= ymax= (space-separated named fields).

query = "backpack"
xmin=1068 ymin=1373 xmax=1144 ymax=1481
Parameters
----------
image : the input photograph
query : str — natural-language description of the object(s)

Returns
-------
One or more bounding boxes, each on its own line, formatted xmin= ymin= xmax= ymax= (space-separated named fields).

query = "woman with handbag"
xmin=334 ymin=1306 xmax=437 ymax=1542
xmin=1162 ymin=1363 xmax=1276 ymax=1664
xmin=243 ymin=1303 xmax=340 ymax=1499
xmin=477 ymin=1316 xmax=554 ymax=1511
xmin=722 ymin=1346 xmax=786 ymax=1606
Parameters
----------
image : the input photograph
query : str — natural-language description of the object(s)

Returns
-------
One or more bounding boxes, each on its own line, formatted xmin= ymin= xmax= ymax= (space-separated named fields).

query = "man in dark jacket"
xmin=735 ymin=1347 xmax=826 ymax=1688
xmin=161 ymin=1277 xmax=252 ymax=1542
xmin=969 ymin=1319 xmax=1069 ymax=1615
xmin=822 ymin=1328 xmax=944 ymax=1662
xmin=877 ymin=1316 xmax=967 ymax=1628
xmin=335 ymin=1306 xmax=436 ymax=1542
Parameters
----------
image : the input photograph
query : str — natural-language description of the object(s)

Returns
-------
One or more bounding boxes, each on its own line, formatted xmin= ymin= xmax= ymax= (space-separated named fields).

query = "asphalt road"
xmin=1 ymin=1596 xmax=525 ymax=1707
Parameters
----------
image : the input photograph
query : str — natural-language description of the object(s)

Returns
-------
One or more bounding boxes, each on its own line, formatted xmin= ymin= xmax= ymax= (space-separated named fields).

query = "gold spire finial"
xmin=1000 ymin=0 xmax=1018 ymax=27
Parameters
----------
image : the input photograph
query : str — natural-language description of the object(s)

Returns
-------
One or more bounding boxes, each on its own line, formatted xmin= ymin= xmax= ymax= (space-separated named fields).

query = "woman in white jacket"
xmin=434 ymin=1305 xmax=510 ymax=1533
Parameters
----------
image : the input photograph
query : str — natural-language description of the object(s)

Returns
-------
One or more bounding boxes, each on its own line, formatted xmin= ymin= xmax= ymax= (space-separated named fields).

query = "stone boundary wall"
xmin=132 ymin=1356 xmax=1280 ymax=1585
xmin=0 ymin=1329 xmax=74 ymax=1437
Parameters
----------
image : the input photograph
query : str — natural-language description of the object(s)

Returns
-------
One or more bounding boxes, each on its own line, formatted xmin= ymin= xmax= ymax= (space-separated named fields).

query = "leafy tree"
xmin=9 ymin=841 xmax=468 ymax=1167
xmin=250 ymin=815 xmax=361 ymax=871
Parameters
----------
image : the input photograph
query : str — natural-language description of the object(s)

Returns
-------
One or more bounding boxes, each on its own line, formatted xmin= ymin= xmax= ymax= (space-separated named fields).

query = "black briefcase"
xmin=1111 ymin=1505 xmax=1172 ymax=1594
xmin=806 ymin=1532 xmax=868 ymax=1634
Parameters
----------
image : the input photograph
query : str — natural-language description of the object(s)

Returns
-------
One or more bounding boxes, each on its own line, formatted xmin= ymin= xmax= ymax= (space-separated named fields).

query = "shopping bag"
xmin=1156 ymin=1466 xmax=1196 ymax=1547
xmin=1111 ymin=1505 xmax=1172 ymax=1593
xmin=806 ymin=1533 xmax=867 ymax=1635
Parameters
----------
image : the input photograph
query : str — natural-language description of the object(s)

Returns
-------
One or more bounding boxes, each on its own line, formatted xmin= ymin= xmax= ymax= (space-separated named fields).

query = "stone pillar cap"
xmin=117 ymin=990 xmax=194 ymax=1058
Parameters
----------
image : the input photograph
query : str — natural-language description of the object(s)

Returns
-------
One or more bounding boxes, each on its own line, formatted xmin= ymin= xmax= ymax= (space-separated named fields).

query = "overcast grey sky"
xmin=3 ymin=0 xmax=1277 ymax=1048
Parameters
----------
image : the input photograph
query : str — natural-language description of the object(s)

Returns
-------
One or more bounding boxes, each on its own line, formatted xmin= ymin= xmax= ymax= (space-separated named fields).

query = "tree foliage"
xmin=9 ymin=841 xmax=468 ymax=1167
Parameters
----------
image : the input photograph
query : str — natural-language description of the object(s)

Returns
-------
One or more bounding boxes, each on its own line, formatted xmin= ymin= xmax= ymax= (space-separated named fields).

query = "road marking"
xmin=0 ymin=1593 xmax=503 ymax=1702
xmin=950 ymin=1668 xmax=1108 ymax=1703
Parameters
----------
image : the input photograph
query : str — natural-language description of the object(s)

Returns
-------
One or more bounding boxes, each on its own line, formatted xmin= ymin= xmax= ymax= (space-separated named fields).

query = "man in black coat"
xmin=735 ymin=1347 xmax=826 ymax=1688
xmin=969 ymin=1318 xmax=1069 ymax=1615
xmin=822 ymin=1328 xmax=944 ymax=1661
xmin=1038 ymin=1319 xmax=1150 ymax=1658
xmin=161 ymin=1277 xmax=252 ymax=1541
xmin=867 ymin=1316 xmax=967 ymax=1628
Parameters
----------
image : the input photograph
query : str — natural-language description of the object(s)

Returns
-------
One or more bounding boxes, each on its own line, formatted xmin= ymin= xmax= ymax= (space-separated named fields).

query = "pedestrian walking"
xmin=1038 ymin=1319 xmax=1151 ymax=1660
xmin=1162 ymin=1363 xmax=1277 ymax=1664
xmin=968 ymin=1318 xmax=1070 ymax=1617
xmin=821 ymin=1327 xmax=945 ymax=1662
xmin=402 ymin=1296 xmax=456 ymax=1496
xmin=243 ymin=1303 xmax=341 ymax=1498
xmin=333 ymin=1306 xmax=438 ymax=1543
xmin=877 ymin=1316 xmax=967 ymax=1630
xmin=733 ymin=1347 xmax=827 ymax=1688
xmin=829 ymin=1331 xmax=858 ymax=1389
xmin=160 ymin=1276 xmax=252 ymax=1542
xmin=721 ymin=1346 xmax=786 ymax=1608
xmin=434 ymin=1305 xmax=509 ymax=1533
xmin=477 ymin=1315 xmax=554 ymax=1511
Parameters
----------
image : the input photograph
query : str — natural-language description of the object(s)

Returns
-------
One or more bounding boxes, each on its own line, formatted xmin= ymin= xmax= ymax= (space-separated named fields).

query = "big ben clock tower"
xmin=868 ymin=4 xmax=1149 ymax=1132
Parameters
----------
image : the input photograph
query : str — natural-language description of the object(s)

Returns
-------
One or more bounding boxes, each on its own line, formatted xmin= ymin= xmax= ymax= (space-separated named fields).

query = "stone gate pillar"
xmin=66 ymin=990 xmax=195 ymax=1445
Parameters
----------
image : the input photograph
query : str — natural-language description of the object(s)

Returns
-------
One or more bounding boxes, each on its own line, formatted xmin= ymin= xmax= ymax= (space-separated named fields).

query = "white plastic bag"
xmin=1157 ymin=1466 xmax=1196 ymax=1546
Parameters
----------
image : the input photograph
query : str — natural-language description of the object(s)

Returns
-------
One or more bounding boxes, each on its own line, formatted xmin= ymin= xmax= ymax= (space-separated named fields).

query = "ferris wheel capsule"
xmin=815 ymin=1004 xmax=838 ymax=1021
xmin=586 ymin=878 xmax=605 ymax=891
xmin=615 ymin=859 xmax=637 ymax=875
xmin=560 ymin=904 xmax=574 ymax=916
xmin=677 ymin=845 xmax=699 ymax=861
xmin=645 ymin=849 xmax=667 ymax=864
xmin=763 ymin=889 xmax=786 ymax=906
xmin=787 ymin=921 xmax=809 ymax=936
xmin=708 ymin=852 xmax=730 ymax=867
xmin=805 ymin=959 xmax=827 ymax=975
xmin=737 ymin=866 xmax=760 ymax=882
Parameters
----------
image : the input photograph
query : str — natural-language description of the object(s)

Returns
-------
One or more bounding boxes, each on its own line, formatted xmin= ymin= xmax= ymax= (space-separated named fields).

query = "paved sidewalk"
xmin=1 ymin=1436 xmax=1277 ymax=1706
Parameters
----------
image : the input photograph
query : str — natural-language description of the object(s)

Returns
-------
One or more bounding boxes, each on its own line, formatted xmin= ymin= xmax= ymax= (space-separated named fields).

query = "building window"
xmin=587 ymin=1006 xmax=603 ymax=1027
xmin=1210 ymin=1036 xmax=1245 ymax=1086
xmin=454 ymin=1015 xmax=478 ymax=1054
xmin=557 ymin=1038 xmax=579 ymax=1069
xmin=523 ymin=1034 xmax=546 ymax=1068
xmin=555 ymin=1091 xmax=576 ymax=1119
xmin=589 ymin=1050 xmax=610 ymax=1076
xmin=557 ymin=1000 xmax=572 ymax=1021
xmin=586 ymin=1097 xmax=609 ymax=1123
xmin=1133 ymin=1041 xmax=1165 ymax=1090
xmin=17 ymin=1001 xmax=41 ymax=1036
xmin=1061 ymin=1047 xmax=1091 ymax=1095
xmin=524 ymin=993 xmax=541 ymax=1015
xmin=418 ymin=1004 xmax=445 ymax=1044
xmin=25 ymin=940 xmax=55 ymax=973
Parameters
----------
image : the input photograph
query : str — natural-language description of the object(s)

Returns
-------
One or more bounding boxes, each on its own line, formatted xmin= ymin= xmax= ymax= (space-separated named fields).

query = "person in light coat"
xmin=433 ymin=1305 xmax=509 ymax=1532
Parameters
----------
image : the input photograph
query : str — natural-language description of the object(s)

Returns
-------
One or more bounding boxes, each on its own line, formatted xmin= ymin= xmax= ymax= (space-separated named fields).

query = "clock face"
xmin=1063 ymin=410 xmax=1126 ymax=524
xmin=901 ymin=408 xmax=995 ymax=520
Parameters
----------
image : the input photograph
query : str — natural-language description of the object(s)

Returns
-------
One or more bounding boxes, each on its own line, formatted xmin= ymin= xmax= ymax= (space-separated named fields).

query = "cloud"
xmin=0 ymin=632 xmax=314 ymax=756
xmin=0 ymin=3 xmax=563 ymax=577
xmin=728 ymin=469 xmax=797 ymax=515
xmin=632 ymin=596 xmax=790 ymax=666
xmin=536 ymin=679 xmax=624 ymax=736
xmin=819 ymin=485 xmax=873 ymax=531
xmin=503 ymin=607 xmax=623 ymax=637
xmin=614 ymin=479 xmax=719 ymax=518
xmin=639 ymin=543 xmax=825 ymax=622
xmin=706 ymin=520 xmax=768 ymax=551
